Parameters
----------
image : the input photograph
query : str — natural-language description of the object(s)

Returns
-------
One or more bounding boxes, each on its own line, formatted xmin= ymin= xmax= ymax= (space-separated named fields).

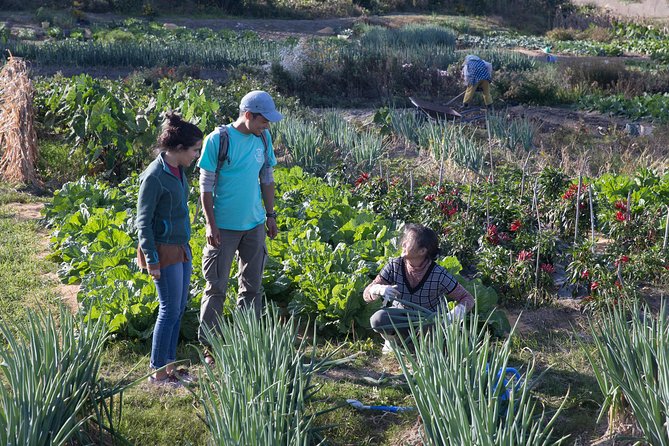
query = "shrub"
xmin=579 ymin=24 xmax=612 ymax=42
xmin=561 ymin=57 xmax=626 ymax=90
xmin=494 ymin=67 xmax=568 ymax=106
xmin=545 ymin=27 xmax=578 ymax=41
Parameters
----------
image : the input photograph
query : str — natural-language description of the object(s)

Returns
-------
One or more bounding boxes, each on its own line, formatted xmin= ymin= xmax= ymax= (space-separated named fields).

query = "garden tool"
xmin=487 ymin=365 xmax=522 ymax=401
xmin=444 ymin=90 xmax=466 ymax=106
xmin=346 ymin=399 xmax=414 ymax=413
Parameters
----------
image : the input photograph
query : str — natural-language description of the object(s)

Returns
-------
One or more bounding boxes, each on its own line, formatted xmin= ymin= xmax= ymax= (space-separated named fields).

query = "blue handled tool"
xmin=491 ymin=366 xmax=522 ymax=401
xmin=346 ymin=399 xmax=414 ymax=413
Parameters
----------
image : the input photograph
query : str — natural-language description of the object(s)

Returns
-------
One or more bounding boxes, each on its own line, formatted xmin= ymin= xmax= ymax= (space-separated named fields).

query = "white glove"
xmin=369 ymin=284 xmax=400 ymax=305
xmin=445 ymin=304 xmax=468 ymax=325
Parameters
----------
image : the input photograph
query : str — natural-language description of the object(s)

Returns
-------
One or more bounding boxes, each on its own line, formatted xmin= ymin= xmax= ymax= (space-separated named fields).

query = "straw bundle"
xmin=0 ymin=56 xmax=40 ymax=185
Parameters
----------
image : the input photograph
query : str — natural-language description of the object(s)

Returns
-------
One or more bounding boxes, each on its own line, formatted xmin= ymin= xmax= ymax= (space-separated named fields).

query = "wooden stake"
xmin=437 ymin=139 xmax=445 ymax=192
xmin=588 ymin=184 xmax=595 ymax=253
xmin=520 ymin=152 xmax=531 ymax=203
xmin=663 ymin=205 xmax=669 ymax=252
xmin=533 ymin=178 xmax=541 ymax=293
xmin=574 ymin=174 xmax=583 ymax=244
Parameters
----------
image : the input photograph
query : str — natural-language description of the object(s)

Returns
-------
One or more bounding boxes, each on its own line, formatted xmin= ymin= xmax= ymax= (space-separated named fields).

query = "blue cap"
xmin=239 ymin=90 xmax=283 ymax=122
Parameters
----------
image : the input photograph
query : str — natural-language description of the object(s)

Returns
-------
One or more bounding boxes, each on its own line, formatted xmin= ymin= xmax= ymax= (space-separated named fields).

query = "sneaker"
xmin=147 ymin=375 xmax=183 ymax=389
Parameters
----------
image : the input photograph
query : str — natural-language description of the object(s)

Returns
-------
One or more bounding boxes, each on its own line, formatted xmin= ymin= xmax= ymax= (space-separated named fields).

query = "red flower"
xmin=424 ymin=194 xmax=436 ymax=202
xmin=615 ymin=211 xmax=626 ymax=222
xmin=562 ymin=182 xmax=586 ymax=201
xmin=439 ymin=200 xmax=458 ymax=216
xmin=485 ymin=224 xmax=499 ymax=245
xmin=540 ymin=263 xmax=555 ymax=273
xmin=510 ymin=219 xmax=522 ymax=232
xmin=590 ymin=281 xmax=599 ymax=290
xmin=354 ymin=172 xmax=370 ymax=186
xmin=615 ymin=255 xmax=630 ymax=267
xmin=517 ymin=250 xmax=533 ymax=262
xmin=614 ymin=201 xmax=627 ymax=211
xmin=615 ymin=280 xmax=622 ymax=289
xmin=581 ymin=270 xmax=590 ymax=279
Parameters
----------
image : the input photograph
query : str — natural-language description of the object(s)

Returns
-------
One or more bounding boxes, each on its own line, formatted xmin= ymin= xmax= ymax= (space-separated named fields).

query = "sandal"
xmin=147 ymin=375 xmax=183 ymax=389
xmin=203 ymin=348 xmax=215 ymax=366
xmin=170 ymin=368 xmax=197 ymax=385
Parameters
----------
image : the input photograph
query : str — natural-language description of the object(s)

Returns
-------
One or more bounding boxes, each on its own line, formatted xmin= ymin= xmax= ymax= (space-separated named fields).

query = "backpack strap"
xmin=212 ymin=125 xmax=230 ymax=199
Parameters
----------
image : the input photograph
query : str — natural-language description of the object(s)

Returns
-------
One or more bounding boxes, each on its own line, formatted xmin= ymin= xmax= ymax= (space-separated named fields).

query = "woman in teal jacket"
xmin=136 ymin=112 xmax=203 ymax=386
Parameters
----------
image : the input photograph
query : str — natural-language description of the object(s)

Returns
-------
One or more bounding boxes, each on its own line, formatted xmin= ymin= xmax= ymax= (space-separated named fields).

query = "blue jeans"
xmin=150 ymin=261 xmax=192 ymax=369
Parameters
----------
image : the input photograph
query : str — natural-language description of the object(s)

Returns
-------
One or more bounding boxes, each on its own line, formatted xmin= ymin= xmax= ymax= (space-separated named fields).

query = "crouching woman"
xmin=363 ymin=224 xmax=475 ymax=352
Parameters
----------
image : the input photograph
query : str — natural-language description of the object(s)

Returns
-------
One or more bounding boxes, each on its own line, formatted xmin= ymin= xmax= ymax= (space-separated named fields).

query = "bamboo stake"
xmin=486 ymin=119 xmax=495 ymax=185
xmin=485 ymin=186 xmax=490 ymax=228
xmin=533 ymin=178 xmax=541 ymax=294
xmin=626 ymin=190 xmax=632 ymax=221
xmin=588 ymin=184 xmax=595 ymax=253
xmin=663 ymin=205 xmax=669 ymax=252
xmin=519 ymin=151 xmax=531 ymax=203
xmin=574 ymin=174 xmax=583 ymax=244
xmin=437 ymin=137 xmax=445 ymax=192
xmin=466 ymin=178 xmax=475 ymax=221
xmin=409 ymin=171 xmax=414 ymax=197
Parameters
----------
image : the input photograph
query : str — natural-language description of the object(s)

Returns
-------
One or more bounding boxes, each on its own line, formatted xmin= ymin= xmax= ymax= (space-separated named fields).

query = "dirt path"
xmin=4 ymin=202 xmax=80 ymax=313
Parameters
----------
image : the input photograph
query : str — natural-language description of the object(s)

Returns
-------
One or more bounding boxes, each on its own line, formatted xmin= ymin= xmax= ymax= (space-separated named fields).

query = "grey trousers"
xmin=198 ymin=223 xmax=266 ymax=346
xmin=370 ymin=307 xmax=433 ymax=338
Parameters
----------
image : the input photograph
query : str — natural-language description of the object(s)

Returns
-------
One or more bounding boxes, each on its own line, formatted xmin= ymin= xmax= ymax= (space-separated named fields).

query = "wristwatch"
xmin=266 ymin=212 xmax=277 ymax=218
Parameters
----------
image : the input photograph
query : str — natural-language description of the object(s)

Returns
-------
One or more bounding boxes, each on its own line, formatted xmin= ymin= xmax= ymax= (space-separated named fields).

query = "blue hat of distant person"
xmin=239 ymin=90 xmax=283 ymax=122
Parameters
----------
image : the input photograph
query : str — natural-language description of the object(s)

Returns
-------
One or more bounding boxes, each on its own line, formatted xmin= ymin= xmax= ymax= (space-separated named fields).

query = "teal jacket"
xmin=136 ymin=152 xmax=191 ymax=265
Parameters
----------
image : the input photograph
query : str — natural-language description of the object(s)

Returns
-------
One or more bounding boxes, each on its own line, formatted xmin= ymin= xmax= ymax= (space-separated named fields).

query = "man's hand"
xmin=206 ymin=224 xmax=221 ymax=247
xmin=266 ymin=217 xmax=278 ymax=239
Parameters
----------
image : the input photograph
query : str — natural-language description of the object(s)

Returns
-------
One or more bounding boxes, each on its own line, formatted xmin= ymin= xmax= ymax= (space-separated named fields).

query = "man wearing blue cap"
xmin=197 ymin=90 xmax=283 ymax=363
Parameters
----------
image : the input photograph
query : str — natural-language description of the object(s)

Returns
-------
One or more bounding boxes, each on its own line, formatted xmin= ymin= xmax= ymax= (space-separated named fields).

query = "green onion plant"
xmin=393 ymin=309 xmax=568 ymax=446
xmin=581 ymin=301 xmax=669 ymax=445
xmin=199 ymin=308 xmax=329 ymax=446
xmin=0 ymin=309 xmax=126 ymax=445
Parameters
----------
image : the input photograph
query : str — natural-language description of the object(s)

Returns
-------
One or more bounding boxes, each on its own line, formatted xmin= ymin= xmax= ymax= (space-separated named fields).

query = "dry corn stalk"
xmin=0 ymin=56 xmax=40 ymax=186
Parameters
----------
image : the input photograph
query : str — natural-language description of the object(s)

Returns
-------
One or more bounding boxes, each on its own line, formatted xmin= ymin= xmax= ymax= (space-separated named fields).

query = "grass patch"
xmin=100 ymin=341 xmax=209 ymax=445
xmin=0 ymin=200 xmax=59 ymax=322
xmin=510 ymin=329 xmax=602 ymax=442
xmin=0 ymin=183 xmax=45 ymax=205
xmin=309 ymin=374 xmax=415 ymax=445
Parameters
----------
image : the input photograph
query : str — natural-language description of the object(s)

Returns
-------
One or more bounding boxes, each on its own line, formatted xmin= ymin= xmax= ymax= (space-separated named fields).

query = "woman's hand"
xmin=148 ymin=264 xmax=161 ymax=280
xmin=368 ymin=284 xmax=400 ymax=304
